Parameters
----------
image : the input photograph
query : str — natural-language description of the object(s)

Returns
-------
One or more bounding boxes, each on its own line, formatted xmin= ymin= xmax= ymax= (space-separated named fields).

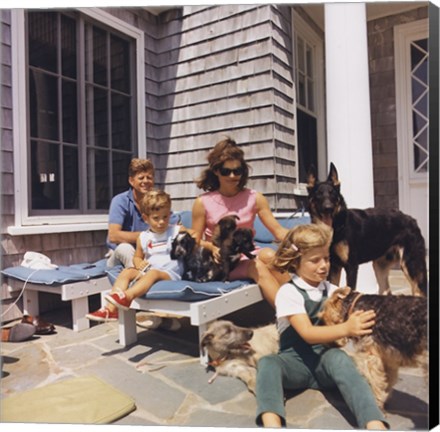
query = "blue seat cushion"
xmin=142 ymin=279 xmax=253 ymax=301
xmin=2 ymin=259 xmax=109 ymax=285
xmin=107 ymin=266 xmax=252 ymax=301
xmin=254 ymin=214 xmax=311 ymax=248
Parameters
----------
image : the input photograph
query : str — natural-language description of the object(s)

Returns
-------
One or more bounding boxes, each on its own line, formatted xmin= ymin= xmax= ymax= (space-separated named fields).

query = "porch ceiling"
xmin=302 ymin=2 xmax=427 ymax=31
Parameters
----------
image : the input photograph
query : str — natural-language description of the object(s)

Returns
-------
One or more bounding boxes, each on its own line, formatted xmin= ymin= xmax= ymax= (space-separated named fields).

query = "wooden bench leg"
xmin=71 ymin=297 xmax=90 ymax=332
xmin=198 ymin=323 xmax=209 ymax=366
xmin=118 ymin=309 xmax=137 ymax=346
xmin=23 ymin=290 xmax=39 ymax=317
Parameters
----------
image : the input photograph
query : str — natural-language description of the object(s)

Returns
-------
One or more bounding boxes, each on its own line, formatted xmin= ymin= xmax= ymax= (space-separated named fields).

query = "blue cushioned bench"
xmin=2 ymin=259 xmax=112 ymax=331
xmin=113 ymin=211 xmax=310 ymax=363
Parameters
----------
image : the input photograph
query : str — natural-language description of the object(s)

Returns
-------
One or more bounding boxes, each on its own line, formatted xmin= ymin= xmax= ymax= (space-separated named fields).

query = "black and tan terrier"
xmin=319 ymin=286 xmax=428 ymax=409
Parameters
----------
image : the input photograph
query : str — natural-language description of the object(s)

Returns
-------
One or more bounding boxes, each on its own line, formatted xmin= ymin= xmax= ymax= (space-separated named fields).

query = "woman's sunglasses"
xmin=218 ymin=166 xmax=244 ymax=176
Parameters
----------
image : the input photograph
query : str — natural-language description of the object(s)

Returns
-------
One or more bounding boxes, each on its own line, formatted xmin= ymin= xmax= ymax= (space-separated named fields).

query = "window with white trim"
xmin=409 ymin=37 xmax=429 ymax=175
xmin=9 ymin=8 xmax=145 ymax=234
xmin=28 ymin=10 xmax=136 ymax=214
xmin=292 ymin=12 xmax=325 ymax=183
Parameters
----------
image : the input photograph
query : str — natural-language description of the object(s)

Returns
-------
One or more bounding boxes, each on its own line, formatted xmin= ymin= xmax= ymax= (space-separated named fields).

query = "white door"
xmin=394 ymin=19 xmax=429 ymax=247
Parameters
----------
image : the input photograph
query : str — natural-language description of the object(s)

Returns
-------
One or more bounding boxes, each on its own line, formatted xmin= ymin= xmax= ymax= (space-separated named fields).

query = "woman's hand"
xmin=344 ymin=310 xmax=376 ymax=337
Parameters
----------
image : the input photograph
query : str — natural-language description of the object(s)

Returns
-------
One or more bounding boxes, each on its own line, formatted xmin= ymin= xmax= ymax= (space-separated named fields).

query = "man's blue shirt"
xmin=106 ymin=189 xmax=147 ymax=249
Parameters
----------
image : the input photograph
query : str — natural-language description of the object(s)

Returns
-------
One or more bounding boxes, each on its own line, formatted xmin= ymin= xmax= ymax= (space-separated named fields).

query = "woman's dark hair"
xmin=196 ymin=137 xmax=250 ymax=191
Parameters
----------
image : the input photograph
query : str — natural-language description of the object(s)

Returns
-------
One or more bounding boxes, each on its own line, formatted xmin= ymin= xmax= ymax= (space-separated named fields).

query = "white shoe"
xmin=136 ymin=313 xmax=163 ymax=329
xmin=160 ymin=318 xmax=181 ymax=332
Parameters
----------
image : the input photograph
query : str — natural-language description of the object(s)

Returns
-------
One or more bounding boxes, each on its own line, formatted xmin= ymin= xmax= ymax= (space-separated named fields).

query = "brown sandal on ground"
xmin=21 ymin=315 xmax=56 ymax=335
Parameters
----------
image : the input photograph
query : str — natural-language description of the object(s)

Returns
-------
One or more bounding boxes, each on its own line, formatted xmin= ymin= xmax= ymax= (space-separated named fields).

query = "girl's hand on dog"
xmin=345 ymin=310 xmax=376 ymax=337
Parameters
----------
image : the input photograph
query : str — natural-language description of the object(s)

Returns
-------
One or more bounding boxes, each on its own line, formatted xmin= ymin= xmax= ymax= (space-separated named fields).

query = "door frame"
xmin=394 ymin=18 xmax=429 ymax=242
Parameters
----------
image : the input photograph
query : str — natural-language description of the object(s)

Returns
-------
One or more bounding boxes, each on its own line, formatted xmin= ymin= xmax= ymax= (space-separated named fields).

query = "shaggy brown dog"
xmin=319 ymin=287 xmax=428 ymax=409
xmin=200 ymin=320 xmax=278 ymax=393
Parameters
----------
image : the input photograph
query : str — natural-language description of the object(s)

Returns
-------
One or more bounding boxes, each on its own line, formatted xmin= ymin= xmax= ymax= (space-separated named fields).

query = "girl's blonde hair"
xmin=271 ymin=223 xmax=333 ymax=273
xmin=140 ymin=189 xmax=171 ymax=215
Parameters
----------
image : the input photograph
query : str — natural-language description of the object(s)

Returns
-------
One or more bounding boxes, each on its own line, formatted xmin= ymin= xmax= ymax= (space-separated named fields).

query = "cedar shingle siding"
xmin=130 ymin=5 xmax=297 ymax=212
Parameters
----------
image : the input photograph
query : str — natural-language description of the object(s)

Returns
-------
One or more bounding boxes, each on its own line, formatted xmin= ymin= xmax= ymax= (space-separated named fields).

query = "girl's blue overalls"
xmin=255 ymin=282 xmax=387 ymax=428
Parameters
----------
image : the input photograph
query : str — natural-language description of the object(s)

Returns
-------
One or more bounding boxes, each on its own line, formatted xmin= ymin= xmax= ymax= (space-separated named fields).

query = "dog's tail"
xmin=398 ymin=215 xmax=428 ymax=295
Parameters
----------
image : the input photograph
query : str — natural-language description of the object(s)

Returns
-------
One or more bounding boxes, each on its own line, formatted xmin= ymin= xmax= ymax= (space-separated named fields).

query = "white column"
xmin=325 ymin=3 xmax=377 ymax=294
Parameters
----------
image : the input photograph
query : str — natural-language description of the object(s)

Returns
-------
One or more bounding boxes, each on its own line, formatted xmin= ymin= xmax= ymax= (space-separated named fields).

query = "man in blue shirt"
xmin=106 ymin=159 xmax=155 ymax=268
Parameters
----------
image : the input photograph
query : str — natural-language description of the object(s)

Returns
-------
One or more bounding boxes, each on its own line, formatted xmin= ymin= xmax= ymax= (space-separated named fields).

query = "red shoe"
xmin=105 ymin=289 xmax=132 ymax=311
xmin=85 ymin=307 xmax=118 ymax=322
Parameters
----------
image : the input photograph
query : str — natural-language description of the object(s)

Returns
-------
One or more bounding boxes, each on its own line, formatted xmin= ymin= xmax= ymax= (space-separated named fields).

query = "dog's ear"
xmin=200 ymin=332 xmax=213 ymax=348
xmin=307 ymin=165 xmax=317 ymax=189
xmin=336 ymin=286 xmax=351 ymax=299
xmin=327 ymin=162 xmax=340 ymax=187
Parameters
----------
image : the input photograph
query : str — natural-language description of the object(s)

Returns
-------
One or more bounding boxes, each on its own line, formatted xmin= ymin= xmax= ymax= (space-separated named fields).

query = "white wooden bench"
xmin=115 ymin=283 xmax=263 ymax=364
xmin=6 ymin=274 xmax=111 ymax=332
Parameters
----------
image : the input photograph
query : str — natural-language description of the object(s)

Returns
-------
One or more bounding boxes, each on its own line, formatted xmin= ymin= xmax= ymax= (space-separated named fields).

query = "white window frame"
xmin=394 ymin=19 xmax=429 ymax=211
xmin=9 ymin=8 xmax=146 ymax=235
xmin=292 ymin=11 xmax=326 ymax=181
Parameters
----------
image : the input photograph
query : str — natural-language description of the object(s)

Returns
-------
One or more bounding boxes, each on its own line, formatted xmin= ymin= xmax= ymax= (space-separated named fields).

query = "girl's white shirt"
xmin=275 ymin=274 xmax=338 ymax=335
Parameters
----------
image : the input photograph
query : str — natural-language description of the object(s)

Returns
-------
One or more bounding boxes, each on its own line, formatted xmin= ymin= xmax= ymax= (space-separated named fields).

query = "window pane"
xmin=111 ymin=35 xmax=130 ymax=93
xmin=29 ymin=70 xmax=59 ymax=140
xmin=87 ymin=86 xmax=108 ymax=147
xmin=307 ymin=78 xmax=314 ymax=111
xmin=28 ymin=11 xmax=57 ymax=72
xmin=93 ymin=27 xmax=108 ymax=86
xmin=296 ymin=109 xmax=317 ymax=183
xmin=31 ymin=141 xmax=60 ymax=210
xmin=411 ymin=39 xmax=427 ymax=69
xmin=298 ymin=72 xmax=306 ymax=107
xmin=62 ymin=79 xmax=78 ymax=143
xmin=306 ymin=44 xmax=313 ymax=78
xmin=63 ymin=146 xmax=79 ymax=209
xmin=113 ymin=152 xmax=133 ymax=195
xmin=414 ymin=93 xmax=428 ymax=117
xmin=87 ymin=149 xmax=110 ymax=210
xmin=61 ymin=15 xmax=77 ymax=79
xmin=112 ymin=93 xmax=131 ymax=150
xmin=297 ymin=36 xmax=305 ymax=72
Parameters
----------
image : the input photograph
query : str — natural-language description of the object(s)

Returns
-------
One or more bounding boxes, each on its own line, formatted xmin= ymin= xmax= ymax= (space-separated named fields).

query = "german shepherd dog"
xmin=319 ymin=286 xmax=428 ymax=408
xmin=307 ymin=163 xmax=427 ymax=295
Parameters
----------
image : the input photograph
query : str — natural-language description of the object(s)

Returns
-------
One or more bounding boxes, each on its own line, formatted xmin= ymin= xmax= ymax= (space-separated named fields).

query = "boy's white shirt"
xmin=276 ymin=274 xmax=339 ymax=335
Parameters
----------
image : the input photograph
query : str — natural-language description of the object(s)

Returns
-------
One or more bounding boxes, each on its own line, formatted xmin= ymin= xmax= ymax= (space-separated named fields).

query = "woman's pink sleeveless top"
xmin=200 ymin=188 xmax=257 ymax=240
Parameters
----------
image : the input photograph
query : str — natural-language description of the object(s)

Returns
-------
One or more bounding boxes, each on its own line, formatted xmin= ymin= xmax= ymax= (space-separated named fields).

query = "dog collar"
xmin=208 ymin=357 xmax=227 ymax=367
xmin=347 ymin=292 xmax=363 ymax=317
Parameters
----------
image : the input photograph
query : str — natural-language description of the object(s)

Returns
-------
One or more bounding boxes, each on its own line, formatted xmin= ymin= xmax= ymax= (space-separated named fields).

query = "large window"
xmin=27 ymin=10 xmax=135 ymax=215
xmin=10 ymin=8 xmax=145 ymax=234
xmin=293 ymin=12 xmax=325 ymax=183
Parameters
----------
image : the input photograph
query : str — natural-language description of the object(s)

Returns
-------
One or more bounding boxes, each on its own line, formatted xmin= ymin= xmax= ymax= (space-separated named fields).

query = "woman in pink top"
xmin=192 ymin=137 xmax=290 ymax=307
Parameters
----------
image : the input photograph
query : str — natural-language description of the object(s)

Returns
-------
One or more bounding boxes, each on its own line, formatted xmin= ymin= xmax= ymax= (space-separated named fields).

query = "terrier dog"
xmin=212 ymin=215 xmax=240 ymax=280
xmin=212 ymin=215 xmax=256 ymax=281
xmin=307 ymin=163 xmax=428 ymax=295
xmin=319 ymin=286 xmax=428 ymax=409
xmin=170 ymin=232 xmax=223 ymax=282
xmin=200 ymin=320 xmax=279 ymax=393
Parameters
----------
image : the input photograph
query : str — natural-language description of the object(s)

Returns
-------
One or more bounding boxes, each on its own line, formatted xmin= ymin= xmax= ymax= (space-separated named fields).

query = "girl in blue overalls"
xmin=255 ymin=223 xmax=388 ymax=430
